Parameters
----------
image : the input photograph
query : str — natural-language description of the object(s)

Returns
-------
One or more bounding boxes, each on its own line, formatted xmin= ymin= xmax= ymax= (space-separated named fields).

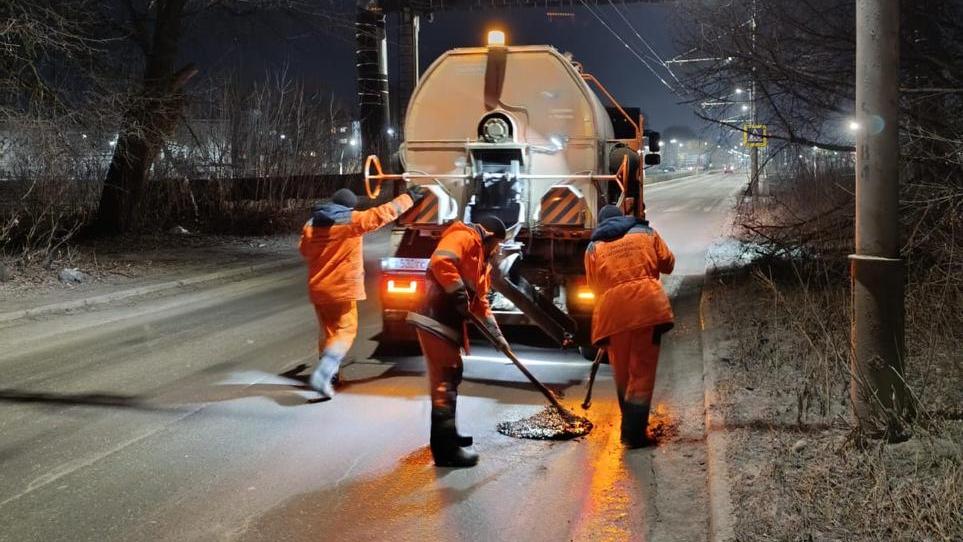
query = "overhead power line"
xmin=577 ymin=0 xmax=678 ymax=95
xmin=607 ymin=0 xmax=684 ymax=88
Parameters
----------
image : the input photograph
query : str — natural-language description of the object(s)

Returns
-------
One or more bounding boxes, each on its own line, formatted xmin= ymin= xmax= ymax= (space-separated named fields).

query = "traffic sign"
xmin=743 ymin=124 xmax=767 ymax=148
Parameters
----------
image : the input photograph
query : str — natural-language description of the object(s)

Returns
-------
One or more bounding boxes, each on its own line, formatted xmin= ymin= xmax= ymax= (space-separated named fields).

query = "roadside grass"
xmin=706 ymin=163 xmax=961 ymax=541
xmin=707 ymin=264 xmax=961 ymax=541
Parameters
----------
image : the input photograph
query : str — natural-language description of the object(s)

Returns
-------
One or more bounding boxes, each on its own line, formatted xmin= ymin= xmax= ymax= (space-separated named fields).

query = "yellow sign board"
xmin=743 ymin=124 xmax=768 ymax=148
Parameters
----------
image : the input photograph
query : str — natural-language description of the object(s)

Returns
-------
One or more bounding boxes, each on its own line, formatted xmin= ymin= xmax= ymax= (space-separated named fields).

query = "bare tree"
xmin=93 ymin=0 xmax=197 ymax=234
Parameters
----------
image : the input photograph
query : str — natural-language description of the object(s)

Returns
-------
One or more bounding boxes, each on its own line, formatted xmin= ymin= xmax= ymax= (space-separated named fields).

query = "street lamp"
xmin=735 ymin=88 xmax=744 ymax=95
xmin=848 ymin=120 xmax=861 ymax=132
xmin=280 ymin=133 xmax=286 ymax=140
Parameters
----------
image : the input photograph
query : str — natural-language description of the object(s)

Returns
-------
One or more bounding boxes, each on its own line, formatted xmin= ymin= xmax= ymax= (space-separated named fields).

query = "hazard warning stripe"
xmin=544 ymin=196 xmax=578 ymax=223
xmin=400 ymin=196 xmax=439 ymax=224
xmin=540 ymin=188 xmax=584 ymax=226
xmin=414 ymin=199 xmax=439 ymax=223
xmin=555 ymin=201 xmax=583 ymax=225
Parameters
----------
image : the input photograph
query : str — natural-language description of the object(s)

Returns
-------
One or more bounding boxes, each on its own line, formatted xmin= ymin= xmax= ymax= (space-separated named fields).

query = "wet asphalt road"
xmin=0 ymin=172 xmax=744 ymax=541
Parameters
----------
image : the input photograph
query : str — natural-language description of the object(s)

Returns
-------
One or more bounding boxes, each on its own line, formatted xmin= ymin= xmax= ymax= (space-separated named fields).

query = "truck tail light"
xmin=567 ymin=278 xmax=595 ymax=313
xmin=575 ymin=288 xmax=595 ymax=301
xmin=386 ymin=279 xmax=419 ymax=295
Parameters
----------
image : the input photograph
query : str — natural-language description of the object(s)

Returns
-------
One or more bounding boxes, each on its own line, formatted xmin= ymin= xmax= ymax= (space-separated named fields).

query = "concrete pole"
xmin=356 ymin=1 xmax=389 ymax=161
xmin=397 ymin=9 xmax=420 ymax=132
xmin=749 ymin=0 xmax=765 ymax=197
xmin=851 ymin=0 xmax=910 ymax=438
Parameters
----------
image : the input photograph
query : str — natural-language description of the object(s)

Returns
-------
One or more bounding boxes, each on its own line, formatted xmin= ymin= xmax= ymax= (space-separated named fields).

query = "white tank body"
xmin=401 ymin=45 xmax=616 ymax=228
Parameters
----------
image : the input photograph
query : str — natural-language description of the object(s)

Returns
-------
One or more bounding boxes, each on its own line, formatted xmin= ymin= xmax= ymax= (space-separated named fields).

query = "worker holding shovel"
xmin=407 ymin=215 xmax=509 ymax=468
xmin=585 ymin=205 xmax=675 ymax=448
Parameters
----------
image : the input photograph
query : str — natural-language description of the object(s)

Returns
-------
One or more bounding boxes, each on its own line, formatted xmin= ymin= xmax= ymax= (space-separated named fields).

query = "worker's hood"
xmin=310 ymin=203 xmax=353 ymax=227
xmin=591 ymin=216 xmax=648 ymax=242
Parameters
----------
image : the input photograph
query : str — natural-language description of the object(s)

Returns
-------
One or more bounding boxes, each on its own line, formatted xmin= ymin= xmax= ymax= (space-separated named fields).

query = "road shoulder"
xmin=0 ymin=234 xmax=301 ymax=323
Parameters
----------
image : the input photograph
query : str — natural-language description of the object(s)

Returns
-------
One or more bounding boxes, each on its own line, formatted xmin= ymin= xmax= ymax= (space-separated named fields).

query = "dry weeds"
xmin=709 ymin=267 xmax=961 ymax=541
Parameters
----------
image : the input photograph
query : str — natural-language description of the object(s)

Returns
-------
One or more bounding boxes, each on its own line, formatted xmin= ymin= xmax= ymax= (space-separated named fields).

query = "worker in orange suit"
xmin=407 ymin=215 xmax=508 ymax=468
xmin=585 ymin=204 xmax=675 ymax=447
xmin=299 ymin=186 xmax=426 ymax=399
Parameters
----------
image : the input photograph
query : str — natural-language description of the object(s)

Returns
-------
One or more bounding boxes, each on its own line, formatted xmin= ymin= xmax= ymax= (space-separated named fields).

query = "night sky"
xmin=185 ymin=3 xmax=700 ymax=132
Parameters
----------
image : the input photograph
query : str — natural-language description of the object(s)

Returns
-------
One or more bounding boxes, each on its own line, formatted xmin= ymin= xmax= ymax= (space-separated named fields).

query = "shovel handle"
xmin=468 ymin=313 xmax=575 ymax=417
xmin=581 ymin=349 xmax=604 ymax=409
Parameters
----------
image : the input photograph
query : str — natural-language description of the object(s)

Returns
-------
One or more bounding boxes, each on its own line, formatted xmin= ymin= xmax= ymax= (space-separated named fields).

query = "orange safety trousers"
xmin=415 ymin=329 xmax=463 ymax=410
xmin=313 ymin=301 xmax=359 ymax=356
xmin=607 ymin=326 xmax=661 ymax=407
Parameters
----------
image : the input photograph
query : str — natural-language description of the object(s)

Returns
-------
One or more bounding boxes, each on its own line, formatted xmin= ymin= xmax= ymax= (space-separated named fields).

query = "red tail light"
xmin=386 ymin=279 xmax=419 ymax=295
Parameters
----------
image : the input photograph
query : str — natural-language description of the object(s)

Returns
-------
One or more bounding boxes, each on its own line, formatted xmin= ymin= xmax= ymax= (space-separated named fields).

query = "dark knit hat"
xmin=598 ymin=204 xmax=623 ymax=223
xmin=331 ymin=188 xmax=358 ymax=209
xmin=474 ymin=214 xmax=507 ymax=240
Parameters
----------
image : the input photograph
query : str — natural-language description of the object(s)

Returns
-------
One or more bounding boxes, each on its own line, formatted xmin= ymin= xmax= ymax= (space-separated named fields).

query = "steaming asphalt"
xmin=0 ymin=171 xmax=745 ymax=541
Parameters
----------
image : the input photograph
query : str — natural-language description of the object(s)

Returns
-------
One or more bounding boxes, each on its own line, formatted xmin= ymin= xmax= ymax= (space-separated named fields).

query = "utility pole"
xmin=356 ymin=0 xmax=389 ymax=161
xmin=749 ymin=0 xmax=765 ymax=198
xmin=851 ymin=0 xmax=910 ymax=438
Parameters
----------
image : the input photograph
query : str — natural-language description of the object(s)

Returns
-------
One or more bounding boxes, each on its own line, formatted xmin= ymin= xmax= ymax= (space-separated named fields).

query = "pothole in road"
xmin=496 ymin=406 xmax=594 ymax=440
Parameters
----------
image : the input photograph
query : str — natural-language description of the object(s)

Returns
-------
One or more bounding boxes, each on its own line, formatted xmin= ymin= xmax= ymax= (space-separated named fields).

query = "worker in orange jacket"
xmin=407 ymin=215 xmax=508 ymax=468
xmin=299 ymin=187 xmax=426 ymax=399
xmin=585 ymin=204 xmax=675 ymax=447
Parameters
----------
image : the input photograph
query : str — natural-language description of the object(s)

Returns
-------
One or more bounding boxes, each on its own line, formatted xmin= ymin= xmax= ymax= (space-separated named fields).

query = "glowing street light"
xmin=741 ymin=104 xmax=749 ymax=112
xmin=280 ymin=133 xmax=286 ymax=140
xmin=669 ymin=138 xmax=678 ymax=144
xmin=734 ymin=88 xmax=744 ymax=95
xmin=848 ymin=120 xmax=861 ymax=132
xmin=348 ymin=138 xmax=358 ymax=147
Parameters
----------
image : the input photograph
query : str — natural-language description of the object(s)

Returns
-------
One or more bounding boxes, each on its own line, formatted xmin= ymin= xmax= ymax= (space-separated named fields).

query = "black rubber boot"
xmin=430 ymin=409 xmax=479 ymax=468
xmin=450 ymin=403 xmax=473 ymax=447
xmin=620 ymin=402 xmax=652 ymax=449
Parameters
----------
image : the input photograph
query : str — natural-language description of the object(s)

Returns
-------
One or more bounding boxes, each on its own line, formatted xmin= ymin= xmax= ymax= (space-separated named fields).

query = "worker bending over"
xmin=407 ymin=215 xmax=509 ymax=468
xmin=585 ymin=205 xmax=675 ymax=447
xmin=299 ymin=186 xmax=426 ymax=399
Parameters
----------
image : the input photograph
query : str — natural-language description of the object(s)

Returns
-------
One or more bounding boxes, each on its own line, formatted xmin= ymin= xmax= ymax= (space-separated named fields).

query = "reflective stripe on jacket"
xmin=407 ymin=221 xmax=499 ymax=345
xmin=299 ymin=194 xmax=414 ymax=304
xmin=585 ymin=217 xmax=675 ymax=345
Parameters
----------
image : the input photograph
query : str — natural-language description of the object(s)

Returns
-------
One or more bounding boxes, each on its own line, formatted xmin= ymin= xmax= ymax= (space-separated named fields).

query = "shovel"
xmin=581 ymin=348 xmax=606 ymax=409
xmin=467 ymin=313 xmax=579 ymax=419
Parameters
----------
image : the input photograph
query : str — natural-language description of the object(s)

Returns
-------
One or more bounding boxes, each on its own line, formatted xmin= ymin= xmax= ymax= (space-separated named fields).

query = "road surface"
xmin=0 ymin=172 xmax=744 ymax=541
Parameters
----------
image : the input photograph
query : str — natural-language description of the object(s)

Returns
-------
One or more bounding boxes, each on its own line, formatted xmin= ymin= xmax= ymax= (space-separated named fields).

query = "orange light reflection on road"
xmin=571 ymin=406 xmax=632 ymax=541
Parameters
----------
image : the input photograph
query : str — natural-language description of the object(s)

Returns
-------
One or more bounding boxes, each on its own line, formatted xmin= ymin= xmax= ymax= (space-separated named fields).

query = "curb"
xmin=700 ymin=284 xmax=736 ymax=542
xmin=0 ymin=258 xmax=302 ymax=324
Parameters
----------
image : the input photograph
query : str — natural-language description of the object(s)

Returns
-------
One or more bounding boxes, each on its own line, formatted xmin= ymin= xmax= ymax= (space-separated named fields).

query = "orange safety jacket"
xmin=584 ymin=216 xmax=675 ymax=346
xmin=407 ymin=221 xmax=501 ymax=346
xmin=299 ymin=193 xmax=414 ymax=305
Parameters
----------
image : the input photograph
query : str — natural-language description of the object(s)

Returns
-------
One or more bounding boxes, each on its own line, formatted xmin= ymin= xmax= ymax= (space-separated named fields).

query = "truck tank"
xmin=374 ymin=37 xmax=660 ymax=358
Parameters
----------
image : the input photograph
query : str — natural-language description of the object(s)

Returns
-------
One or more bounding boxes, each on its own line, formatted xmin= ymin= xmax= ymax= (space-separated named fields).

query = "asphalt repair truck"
xmin=365 ymin=31 xmax=661 ymax=359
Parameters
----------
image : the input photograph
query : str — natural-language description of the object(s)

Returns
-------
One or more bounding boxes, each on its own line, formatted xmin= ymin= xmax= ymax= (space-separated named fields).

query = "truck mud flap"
xmin=491 ymin=253 xmax=577 ymax=347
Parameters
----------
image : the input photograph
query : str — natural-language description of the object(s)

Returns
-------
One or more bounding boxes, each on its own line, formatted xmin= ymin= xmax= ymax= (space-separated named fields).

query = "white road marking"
xmin=464 ymin=354 xmax=589 ymax=367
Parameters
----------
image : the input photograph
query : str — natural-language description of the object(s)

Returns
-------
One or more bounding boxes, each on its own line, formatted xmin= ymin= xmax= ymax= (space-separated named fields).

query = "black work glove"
xmin=452 ymin=288 xmax=471 ymax=318
xmin=406 ymin=184 xmax=429 ymax=205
